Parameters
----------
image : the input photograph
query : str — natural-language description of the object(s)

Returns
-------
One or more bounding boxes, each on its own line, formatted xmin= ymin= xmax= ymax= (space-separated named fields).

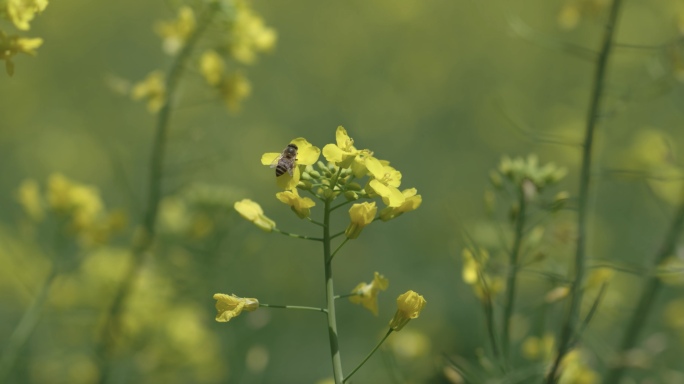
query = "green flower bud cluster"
xmin=496 ymin=154 xmax=567 ymax=191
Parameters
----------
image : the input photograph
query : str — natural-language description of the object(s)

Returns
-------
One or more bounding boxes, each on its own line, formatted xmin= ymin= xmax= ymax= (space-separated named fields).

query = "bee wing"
xmin=269 ymin=154 xmax=283 ymax=168
xmin=288 ymin=165 xmax=294 ymax=176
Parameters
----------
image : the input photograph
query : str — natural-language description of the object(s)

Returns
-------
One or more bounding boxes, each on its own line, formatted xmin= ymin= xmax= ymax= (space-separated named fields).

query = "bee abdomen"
xmin=275 ymin=164 xmax=288 ymax=176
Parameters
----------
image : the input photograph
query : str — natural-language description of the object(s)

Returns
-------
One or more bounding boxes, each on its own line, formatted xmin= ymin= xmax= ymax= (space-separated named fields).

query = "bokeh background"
xmin=2 ymin=0 xmax=684 ymax=383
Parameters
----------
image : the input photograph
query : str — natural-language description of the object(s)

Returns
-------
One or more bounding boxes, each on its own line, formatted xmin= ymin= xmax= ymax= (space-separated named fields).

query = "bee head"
xmin=285 ymin=144 xmax=298 ymax=155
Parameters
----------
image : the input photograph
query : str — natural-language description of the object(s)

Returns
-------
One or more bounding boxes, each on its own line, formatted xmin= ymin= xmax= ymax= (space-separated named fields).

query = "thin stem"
xmin=306 ymin=217 xmax=326 ymax=227
xmin=604 ymin=199 xmax=684 ymax=383
xmin=335 ymin=292 xmax=359 ymax=300
xmin=94 ymin=4 xmax=220 ymax=382
xmin=331 ymin=230 xmax=346 ymax=239
xmin=331 ymin=200 xmax=353 ymax=212
xmin=502 ymin=187 xmax=526 ymax=364
xmin=329 ymin=166 xmax=344 ymax=189
xmin=260 ymin=303 xmax=327 ymax=314
xmin=330 ymin=237 xmax=350 ymax=262
xmin=273 ymin=228 xmax=323 ymax=242
xmin=0 ymin=267 xmax=58 ymax=382
xmin=323 ymin=199 xmax=344 ymax=383
xmin=545 ymin=1 xmax=623 ymax=382
xmin=343 ymin=329 xmax=393 ymax=383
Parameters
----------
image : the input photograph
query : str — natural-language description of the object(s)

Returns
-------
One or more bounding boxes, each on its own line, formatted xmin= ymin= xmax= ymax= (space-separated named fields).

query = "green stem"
xmin=273 ymin=228 xmax=323 ymax=242
xmin=545 ymin=1 xmax=623 ymax=382
xmin=331 ymin=200 xmax=353 ymax=212
xmin=343 ymin=329 xmax=393 ymax=383
xmin=260 ymin=303 xmax=327 ymax=313
xmin=335 ymin=292 xmax=359 ymax=300
xmin=604 ymin=199 xmax=684 ymax=383
xmin=331 ymin=230 xmax=346 ymax=239
xmin=330 ymin=238 xmax=350 ymax=262
xmin=502 ymin=187 xmax=526 ymax=364
xmin=94 ymin=4 xmax=220 ymax=382
xmin=0 ymin=267 xmax=58 ymax=382
xmin=324 ymin=198 xmax=344 ymax=383
xmin=306 ymin=217 xmax=326 ymax=227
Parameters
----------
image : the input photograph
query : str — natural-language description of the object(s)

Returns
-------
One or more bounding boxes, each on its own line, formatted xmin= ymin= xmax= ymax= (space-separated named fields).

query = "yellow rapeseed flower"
xmin=0 ymin=31 xmax=43 ymax=76
xmin=345 ymin=201 xmax=377 ymax=239
xmin=521 ymin=334 xmax=555 ymax=360
xmin=379 ymin=188 xmax=422 ymax=221
xmin=261 ymin=138 xmax=321 ymax=190
xmin=276 ymin=188 xmax=315 ymax=219
xmin=349 ymin=272 xmax=389 ymax=316
xmin=6 ymin=0 xmax=48 ymax=31
xmin=220 ymin=71 xmax=252 ymax=112
xmin=155 ymin=5 xmax=195 ymax=55
xmin=230 ymin=6 xmax=277 ymax=64
xmin=559 ymin=349 xmax=600 ymax=384
xmin=365 ymin=156 xmax=405 ymax=207
xmin=234 ymin=199 xmax=275 ymax=232
xmin=322 ymin=126 xmax=360 ymax=167
xmin=213 ymin=293 xmax=259 ymax=322
xmin=389 ymin=290 xmax=426 ymax=332
xmin=199 ymin=50 xmax=225 ymax=86
xmin=131 ymin=70 xmax=166 ymax=113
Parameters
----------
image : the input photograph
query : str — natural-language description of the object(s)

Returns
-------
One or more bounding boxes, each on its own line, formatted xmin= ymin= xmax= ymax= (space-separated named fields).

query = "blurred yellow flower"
xmin=558 ymin=0 xmax=609 ymax=30
xmin=559 ymin=349 xmax=600 ymax=384
xmin=322 ymin=126 xmax=360 ymax=167
xmin=349 ymin=272 xmax=389 ymax=316
xmin=388 ymin=329 xmax=430 ymax=359
xmin=261 ymin=138 xmax=321 ymax=190
xmin=220 ymin=71 xmax=251 ymax=112
xmin=17 ymin=178 xmax=44 ymax=221
xmin=155 ymin=5 xmax=195 ymax=55
xmin=230 ymin=6 xmax=277 ymax=64
xmin=6 ymin=0 xmax=49 ymax=31
xmin=345 ymin=201 xmax=377 ymax=239
xmin=276 ymin=188 xmax=315 ymax=219
xmin=585 ymin=267 xmax=614 ymax=289
xmin=131 ymin=70 xmax=166 ymax=113
xmin=379 ymin=188 xmax=422 ymax=221
xmin=365 ymin=156 xmax=405 ymax=207
xmin=545 ymin=286 xmax=570 ymax=303
xmin=0 ymin=31 xmax=43 ymax=76
xmin=199 ymin=50 xmax=225 ymax=86
xmin=521 ymin=334 xmax=555 ymax=360
xmin=462 ymin=248 xmax=503 ymax=301
xmin=234 ymin=199 xmax=275 ymax=232
xmin=389 ymin=290 xmax=426 ymax=331
xmin=213 ymin=293 xmax=259 ymax=322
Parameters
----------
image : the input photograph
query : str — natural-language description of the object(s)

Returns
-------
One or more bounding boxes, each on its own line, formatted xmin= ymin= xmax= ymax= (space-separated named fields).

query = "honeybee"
xmin=270 ymin=143 xmax=298 ymax=177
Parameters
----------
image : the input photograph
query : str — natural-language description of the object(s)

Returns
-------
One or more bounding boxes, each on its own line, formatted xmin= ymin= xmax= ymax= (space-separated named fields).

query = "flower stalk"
xmin=324 ymin=198 xmax=344 ymax=384
xmin=95 ymin=3 xmax=220 ymax=381
xmin=343 ymin=329 xmax=393 ymax=383
xmin=545 ymin=0 xmax=623 ymax=382
xmin=502 ymin=186 xmax=526 ymax=364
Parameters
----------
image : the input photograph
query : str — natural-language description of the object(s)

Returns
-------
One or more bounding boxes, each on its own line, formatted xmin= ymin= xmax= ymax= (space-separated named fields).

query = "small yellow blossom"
xmin=462 ymin=248 xmax=503 ymax=300
xmin=389 ymin=290 xmax=426 ymax=332
xmin=322 ymin=126 xmax=360 ymax=167
xmin=234 ymin=199 xmax=275 ymax=232
xmin=131 ymin=70 xmax=166 ymax=113
xmin=155 ymin=5 xmax=196 ymax=55
xmin=261 ymin=138 xmax=321 ymax=190
xmin=230 ymin=6 xmax=277 ymax=64
xmin=6 ymin=0 xmax=49 ymax=31
xmin=213 ymin=293 xmax=259 ymax=322
xmin=349 ymin=272 xmax=389 ymax=316
xmin=199 ymin=50 xmax=225 ymax=86
xmin=16 ymin=178 xmax=44 ymax=221
xmin=365 ymin=156 xmax=405 ymax=207
xmin=545 ymin=286 xmax=570 ymax=303
xmin=0 ymin=31 xmax=43 ymax=76
xmin=585 ymin=267 xmax=614 ymax=289
xmin=345 ymin=201 xmax=377 ymax=239
xmin=220 ymin=71 xmax=251 ymax=112
xmin=379 ymin=188 xmax=422 ymax=221
xmin=276 ymin=188 xmax=315 ymax=219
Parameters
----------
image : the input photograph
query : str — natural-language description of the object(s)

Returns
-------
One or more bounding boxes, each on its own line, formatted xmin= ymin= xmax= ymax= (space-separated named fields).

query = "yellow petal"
xmin=322 ymin=144 xmax=346 ymax=163
xmin=369 ymin=180 xmax=405 ymax=207
xmin=335 ymin=126 xmax=353 ymax=150
xmin=291 ymin=137 xmax=320 ymax=165
xmin=261 ymin=152 xmax=280 ymax=166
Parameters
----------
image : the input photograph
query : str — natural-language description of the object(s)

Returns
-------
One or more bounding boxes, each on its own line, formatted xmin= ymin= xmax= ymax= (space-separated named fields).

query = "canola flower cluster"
xmin=214 ymin=126 xmax=425 ymax=381
xmin=0 ymin=0 xmax=48 ymax=76
xmin=16 ymin=173 xmax=125 ymax=247
xmin=131 ymin=0 xmax=276 ymax=113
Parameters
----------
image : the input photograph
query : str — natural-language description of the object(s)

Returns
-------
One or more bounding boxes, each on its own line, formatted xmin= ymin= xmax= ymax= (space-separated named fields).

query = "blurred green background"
xmin=2 ymin=0 xmax=684 ymax=383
